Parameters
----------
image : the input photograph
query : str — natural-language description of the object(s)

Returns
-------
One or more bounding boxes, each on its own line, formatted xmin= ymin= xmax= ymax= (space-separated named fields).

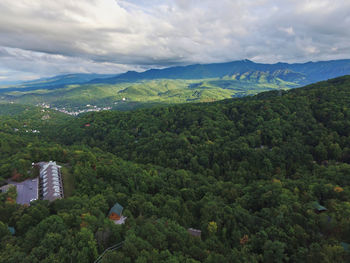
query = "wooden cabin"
xmin=341 ymin=242 xmax=350 ymax=252
xmin=108 ymin=202 xmax=123 ymax=220
xmin=313 ymin=201 xmax=327 ymax=214
xmin=8 ymin=226 xmax=15 ymax=235
xmin=188 ymin=228 xmax=201 ymax=238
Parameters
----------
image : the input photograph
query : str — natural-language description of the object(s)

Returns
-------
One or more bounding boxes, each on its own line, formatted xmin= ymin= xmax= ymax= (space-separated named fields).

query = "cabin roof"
xmin=312 ymin=201 xmax=327 ymax=212
xmin=341 ymin=242 xmax=350 ymax=252
xmin=108 ymin=202 xmax=123 ymax=217
xmin=8 ymin=226 xmax=15 ymax=235
xmin=38 ymin=161 xmax=63 ymax=202
xmin=188 ymin=228 xmax=201 ymax=237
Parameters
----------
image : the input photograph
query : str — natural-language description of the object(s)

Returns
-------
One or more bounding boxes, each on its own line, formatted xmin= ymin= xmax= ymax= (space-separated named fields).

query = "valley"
xmin=2 ymin=59 xmax=350 ymax=112
xmin=0 ymin=77 xmax=295 ymax=112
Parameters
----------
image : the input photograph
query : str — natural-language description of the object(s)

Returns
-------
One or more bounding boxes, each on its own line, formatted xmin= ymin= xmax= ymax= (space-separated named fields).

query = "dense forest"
xmin=1 ymin=76 xmax=350 ymax=262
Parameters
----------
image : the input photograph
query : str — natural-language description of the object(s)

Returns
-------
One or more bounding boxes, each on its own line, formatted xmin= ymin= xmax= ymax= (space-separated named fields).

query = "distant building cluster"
xmin=36 ymin=161 xmax=64 ymax=202
xmin=36 ymin=102 xmax=111 ymax=116
xmin=13 ymin=128 xmax=40 ymax=134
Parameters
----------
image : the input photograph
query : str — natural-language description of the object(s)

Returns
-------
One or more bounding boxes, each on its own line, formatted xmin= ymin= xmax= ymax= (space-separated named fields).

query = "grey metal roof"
xmin=37 ymin=162 xmax=64 ymax=202
xmin=108 ymin=203 xmax=123 ymax=217
xmin=312 ymin=201 xmax=327 ymax=212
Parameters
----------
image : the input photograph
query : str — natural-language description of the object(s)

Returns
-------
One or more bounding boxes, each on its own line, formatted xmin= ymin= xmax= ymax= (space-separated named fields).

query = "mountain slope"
xmin=0 ymin=73 xmax=117 ymax=92
xmin=7 ymin=76 xmax=345 ymax=180
xmin=1 ymin=76 xmax=350 ymax=262
xmin=56 ymin=75 xmax=350 ymax=172
xmin=89 ymin=59 xmax=350 ymax=85
xmin=1 ymin=59 xmax=350 ymax=111
xmin=0 ymin=77 xmax=295 ymax=111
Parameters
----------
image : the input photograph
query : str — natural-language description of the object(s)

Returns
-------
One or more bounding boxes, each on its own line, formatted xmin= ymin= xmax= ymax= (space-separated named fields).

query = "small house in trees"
xmin=108 ymin=202 xmax=127 ymax=224
xmin=8 ymin=226 xmax=15 ymax=235
xmin=108 ymin=203 xmax=123 ymax=220
xmin=341 ymin=242 xmax=350 ymax=252
xmin=188 ymin=228 xmax=201 ymax=238
xmin=313 ymin=201 xmax=327 ymax=213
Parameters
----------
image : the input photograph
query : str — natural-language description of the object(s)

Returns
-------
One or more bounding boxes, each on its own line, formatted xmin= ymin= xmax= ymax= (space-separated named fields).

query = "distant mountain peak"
xmin=87 ymin=58 xmax=350 ymax=85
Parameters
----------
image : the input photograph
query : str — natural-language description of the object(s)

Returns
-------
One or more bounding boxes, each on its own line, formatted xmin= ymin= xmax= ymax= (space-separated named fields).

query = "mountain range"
xmin=0 ymin=73 xmax=117 ymax=92
xmin=2 ymin=59 xmax=350 ymax=91
xmin=88 ymin=59 xmax=350 ymax=85
xmin=1 ymin=59 xmax=350 ymax=111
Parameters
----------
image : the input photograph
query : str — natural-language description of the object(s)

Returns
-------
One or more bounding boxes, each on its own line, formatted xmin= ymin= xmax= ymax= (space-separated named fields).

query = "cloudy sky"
xmin=0 ymin=0 xmax=349 ymax=82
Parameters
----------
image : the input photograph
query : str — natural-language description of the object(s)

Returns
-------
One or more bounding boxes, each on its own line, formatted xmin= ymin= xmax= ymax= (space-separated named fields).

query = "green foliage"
xmin=0 ymin=77 xmax=292 ymax=111
xmin=1 ymin=76 xmax=350 ymax=261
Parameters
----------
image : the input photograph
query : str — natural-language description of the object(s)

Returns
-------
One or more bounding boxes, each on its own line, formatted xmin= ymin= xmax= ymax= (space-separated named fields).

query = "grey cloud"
xmin=0 ymin=47 xmax=142 ymax=83
xmin=0 ymin=0 xmax=349 ymax=81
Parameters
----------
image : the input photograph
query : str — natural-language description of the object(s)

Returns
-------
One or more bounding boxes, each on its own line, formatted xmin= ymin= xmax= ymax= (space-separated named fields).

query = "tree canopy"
xmin=1 ymin=76 xmax=350 ymax=262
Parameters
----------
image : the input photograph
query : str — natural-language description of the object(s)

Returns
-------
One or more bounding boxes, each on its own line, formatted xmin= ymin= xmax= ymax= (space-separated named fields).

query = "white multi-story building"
xmin=36 ymin=161 xmax=64 ymax=201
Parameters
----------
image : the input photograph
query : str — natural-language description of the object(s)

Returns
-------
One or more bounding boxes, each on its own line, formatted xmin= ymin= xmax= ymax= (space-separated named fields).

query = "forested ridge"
xmin=4 ymin=59 xmax=350 ymax=112
xmin=57 ymin=76 xmax=350 ymax=178
xmin=1 ymin=76 xmax=350 ymax=262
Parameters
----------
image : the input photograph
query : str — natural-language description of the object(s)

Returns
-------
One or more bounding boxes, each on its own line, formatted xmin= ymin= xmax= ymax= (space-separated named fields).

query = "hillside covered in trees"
xmin=2 ymin=59 xmax=350 ymax=112
xmin=1 ymin=76 xmax=350 ymax=262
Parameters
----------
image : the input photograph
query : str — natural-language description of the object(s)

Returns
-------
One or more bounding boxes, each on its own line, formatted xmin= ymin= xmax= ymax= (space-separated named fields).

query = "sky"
xmin=0 ymin=0 xmax=349 ymax=82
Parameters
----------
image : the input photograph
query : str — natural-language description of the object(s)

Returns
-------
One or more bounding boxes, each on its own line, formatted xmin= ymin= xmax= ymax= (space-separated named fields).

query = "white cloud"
xmin=0 ymin=0 xmax=349 ymax=80
xmin=279 ymin=26 xmax=295 ymax=36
